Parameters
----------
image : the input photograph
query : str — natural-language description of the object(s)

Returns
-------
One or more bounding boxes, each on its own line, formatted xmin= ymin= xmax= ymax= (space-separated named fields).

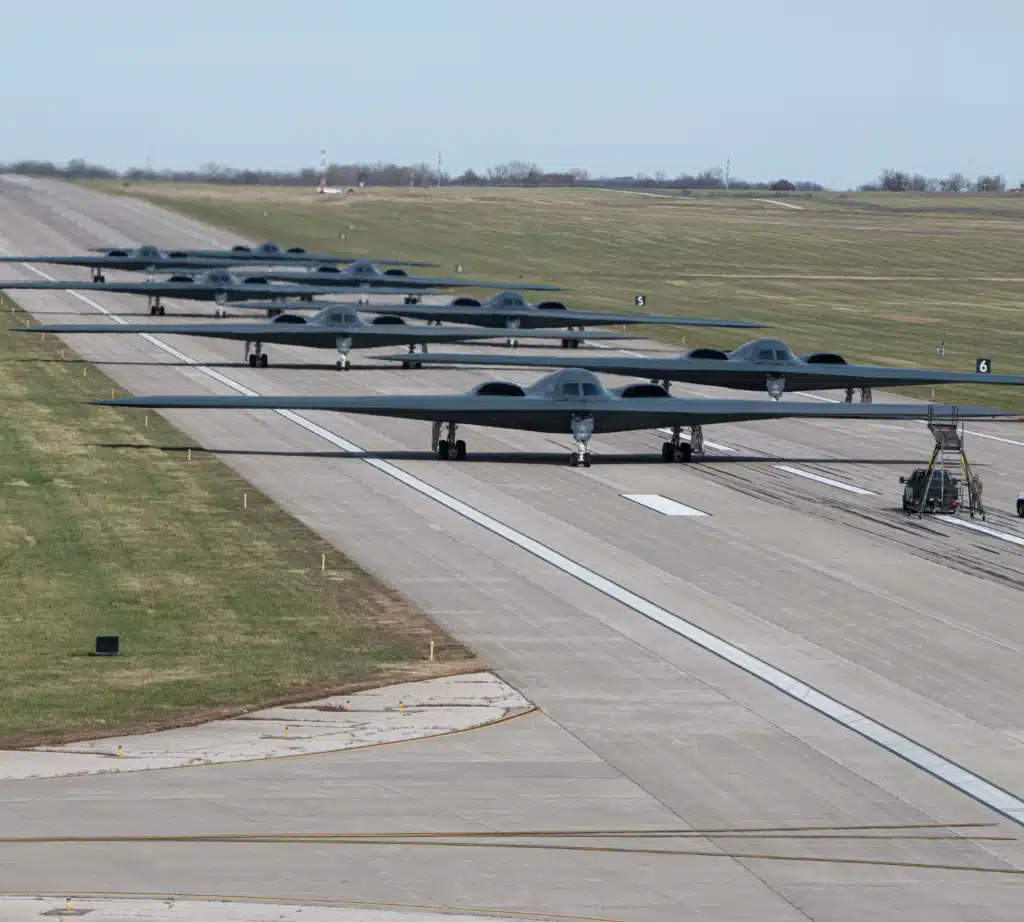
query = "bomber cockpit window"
xmin=581 ymin=383 xmax=600 ymax=396
xmin=136 ymin=245 xmax=160 ymax=259
xmin=563 ymin=382 xmax=580 ymax=396
xmin=757 ymin=349 xmax=776 ymax=360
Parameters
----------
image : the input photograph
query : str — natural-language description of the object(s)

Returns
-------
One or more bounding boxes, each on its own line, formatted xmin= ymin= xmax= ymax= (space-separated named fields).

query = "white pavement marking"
xmin=935 ymin=516 xmax=1024 ymax=548
xmin=8 ymin=253 xmax=1024 ymax=827
xmin=655 ymin=427 xmax=736 ymax=452
xmin=622 ymin=494 xmax=709 ymax=517
xmin=0 ymin=673 xmax=529 ymax=782
xmin=752 ymin=198 xmax=805 ymax=210
xmin=794 ymin=392 xmax=840 ymax=402
xmin=773 ymin=465 xmax=877 ymax=496
xmin=0 ymin=897 xmax=525 ymax=922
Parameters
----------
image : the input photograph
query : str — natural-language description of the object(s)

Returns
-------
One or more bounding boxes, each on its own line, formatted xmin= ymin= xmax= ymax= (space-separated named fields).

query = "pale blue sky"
xmin=2 ymin=1 xmax=1020 ymax=189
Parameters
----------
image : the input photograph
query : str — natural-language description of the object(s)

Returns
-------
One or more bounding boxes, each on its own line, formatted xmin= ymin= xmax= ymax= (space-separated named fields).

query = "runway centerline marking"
xmin=7 ymin=248 xmax=1024 ymax=829
xmin=935 ymin=516 xmax=1024 ymax=548
xmin=773 ymin=465 xmax=877 ymax=496
xmin=622 ymin=494 xmax=709 ymax=517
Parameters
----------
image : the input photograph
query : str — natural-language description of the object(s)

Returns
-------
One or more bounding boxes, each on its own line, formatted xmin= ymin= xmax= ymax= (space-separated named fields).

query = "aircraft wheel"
xmin=569 ymin=453 xmax=579 ymax=468
xmin=455 ymin=439 xmax=467 ymax=460
xmin=401 ymin=361 xmax=411 ymax=369
xmin=561 ymin=339 xmax=570 ymax=349
xmin=336 ymin=360 xmax=348 ymax=371
xmin=413 ymin=361 xmax=423 ymax=369
xmin=582 ymin=452 xmax=592 ymax=468
xmin=437 ymin=439 xmax=449 ymax=460
xmin=570 ymin=339 xmax=580 ymax=349
xmin=247 ymin=354 xmax=257 ymax=367
xmin=158 ymin=305 xmax=166 ymax=316
xmin=149 ymin=305 xmax=157 ymax=316
xmin=675 ymin=444 xmax=692 ymax=463
xmin=259 ymin=353 xmax=269 ymax=368
xmin=661 ymin=442 xmax=673 ymax=462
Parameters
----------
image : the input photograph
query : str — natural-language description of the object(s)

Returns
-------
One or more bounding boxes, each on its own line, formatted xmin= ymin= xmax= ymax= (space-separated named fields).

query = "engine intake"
xmin=536 ymin=301 xmax=566 ymax=311
xmin=619 ymin=383 xmax=670 ymax=398
xmin=271 ymin=314 xmax=307 ymax=324
xmin=167 ymin=275 xmax=195 ymax=283
xmin=108 ymin=249 xmax=131 ymax=258
xmin=286 ymin=247 xmax=306 ymax=254
xmin=231 ymin=245 xmax=251 ymax=253
xmin=242 ymin=276 xmax=270 ymax=285
xmin=451 ymin=297 xmax=481 ymax=307
xmin=474 ymin=381 xmax=526 ymax=397
xmin=371 ymin=315 xmax=406 ymax=325
xmin=384 ymin=268 xmax=408 ymax=277
xmin=687 ymin=348 xmax=729 ymax=360
xmin=314 ymin=266 xmax=342 ymax=274
xmin=802 ymin=352 xmax=847 ymax=364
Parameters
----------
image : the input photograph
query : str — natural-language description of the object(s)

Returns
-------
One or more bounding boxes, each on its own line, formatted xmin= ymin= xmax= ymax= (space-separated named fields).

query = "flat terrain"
xmin=0 ymin=292 xmax=474 ymax=747
xmin=100 ymin=181 xmax=1024 ymax=409
xmin=2 ymin=177 xmax=1023 ymax=921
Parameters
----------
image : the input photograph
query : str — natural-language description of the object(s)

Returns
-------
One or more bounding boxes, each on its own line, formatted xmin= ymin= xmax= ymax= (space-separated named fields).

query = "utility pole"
xmin=437 ymin=151 xmax=442 ymax=188
xmin=725 ymin=157 xmax=730 ymax=190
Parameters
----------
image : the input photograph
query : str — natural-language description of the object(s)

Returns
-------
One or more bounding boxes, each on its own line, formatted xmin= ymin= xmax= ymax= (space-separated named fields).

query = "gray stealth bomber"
xmin=91 ymin=367 xmax=1020 ymax=467
xmin=0 ymin=245 xmax=266 ymax=282
xmin=0 ymin=266 xmax=446 ymax=317
xmin=87 ymin=240 xmax=440 ymax=268
xmin=379 ymin=337 xmax=1024 ymax=402
xmin=14 ymin=304 xmax=628 ymax=371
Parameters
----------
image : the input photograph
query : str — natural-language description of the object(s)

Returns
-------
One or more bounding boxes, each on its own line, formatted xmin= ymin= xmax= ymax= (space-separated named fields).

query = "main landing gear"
xmin=244 ymin=341 xmax=269 ymax=367
xmin=335 ymin=336 xmax=353 ymax=371
xmin=401 ymin=342 xmax=429 ymax=369
xmin=661 ymin=424 xmax=700 ymax=463
xmin=561 ymin=325 xmax=584 ymax=349
xmin=147 ymin=295 xmax=165 ymax=316
xmin=92 ymin=270 xmax=106 ymax=283
xmin=844 ymin=386 xmax=873 ymax=403
xmin=404 ymin=294 xmax=421 ymax=305
xmin=569 ymin=413 xmax=594 ymax=467
xmin=432 ymin=421 xmax=466 ymax=460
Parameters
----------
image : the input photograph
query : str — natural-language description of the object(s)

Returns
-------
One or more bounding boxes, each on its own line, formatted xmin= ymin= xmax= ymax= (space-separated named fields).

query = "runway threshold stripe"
xmin=10 ymin=251 xmax=1024 ymax=829
xmin=935 ymin=516 xmax=1024 ymax=547
xmin=773 ymin=465 xmax=877 ymax=496
xmin=622 ymin=494 xmax=709 ymax=517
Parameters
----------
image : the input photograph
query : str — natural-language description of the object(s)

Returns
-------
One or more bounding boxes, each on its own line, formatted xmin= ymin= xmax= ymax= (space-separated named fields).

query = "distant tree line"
xmin=0 ymin=157 xmax=822 ymax=191
xmin=859 ymin=168 xmax=1013 ymax=193
xmin=0 ymin=158 xmax=1017 ymax=194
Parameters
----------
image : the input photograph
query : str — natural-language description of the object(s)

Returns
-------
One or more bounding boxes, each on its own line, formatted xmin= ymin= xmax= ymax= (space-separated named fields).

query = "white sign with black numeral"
xmin=976 ymin=358 xmax=992 ymax=373
xmin=635 ymin=294 xmax=646 ymax=307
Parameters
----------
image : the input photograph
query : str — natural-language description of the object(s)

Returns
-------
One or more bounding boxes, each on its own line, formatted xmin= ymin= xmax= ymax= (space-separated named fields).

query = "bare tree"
xmin=879 ymin=168 xmax=910 ymax=192
xmin=938 ymin=172 xmax=969 ymax=192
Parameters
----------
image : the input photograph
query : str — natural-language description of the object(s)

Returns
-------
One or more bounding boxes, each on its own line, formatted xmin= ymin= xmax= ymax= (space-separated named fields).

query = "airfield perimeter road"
xmin=1 ymin=176 xmax=1023 ymax=921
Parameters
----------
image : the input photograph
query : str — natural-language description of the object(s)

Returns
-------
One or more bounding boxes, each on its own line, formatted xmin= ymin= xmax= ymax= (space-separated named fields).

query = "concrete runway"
xmin=1 ymin=176 xmax=1023 ymax=921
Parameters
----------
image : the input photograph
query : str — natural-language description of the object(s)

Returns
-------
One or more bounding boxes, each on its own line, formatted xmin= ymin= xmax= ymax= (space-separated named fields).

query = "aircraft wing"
xmin=12 ymin=322 xmax=285 ymax=342
xmin=375 ymin=353 xmax=1024 ymax=390
xmin=92 ymin=393 xmax=545 ymax=425
xmin=0 ymin=255 xmax=240 ymax=271
xmin=403 ymin=276 xmax=567 ymax=292
xmin=359 ymin=303 xmax=768 ymax=329
xmin=90 ymin=393 xmax=1021 ymax=435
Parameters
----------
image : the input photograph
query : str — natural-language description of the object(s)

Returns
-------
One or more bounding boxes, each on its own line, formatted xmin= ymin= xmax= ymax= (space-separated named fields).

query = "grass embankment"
xmin=0 ymin=294 xmax=477 ymax=747
xmin=102 ymin=181 xmax=1024 ymax=410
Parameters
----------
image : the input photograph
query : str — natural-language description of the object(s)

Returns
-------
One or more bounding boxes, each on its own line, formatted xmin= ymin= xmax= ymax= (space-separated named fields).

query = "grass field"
xmin=100 ymin=181 xmax=1024 ymax=410
xmin=0 ymin=294 xmax=476 ymax=747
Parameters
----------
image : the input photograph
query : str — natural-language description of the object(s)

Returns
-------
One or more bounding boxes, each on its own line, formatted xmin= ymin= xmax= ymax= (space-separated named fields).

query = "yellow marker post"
xmin=117 ymin=746 xmax=124 ymax=759
xmin=144 ymin=414 xmax=148 ymax=428
xmin=284 ymin=726 xmax=289 ymax=738
xmin=243 ymin=492 xmax=248 ymax=509
xmin=66 ymin=898 xmax=71 ymax=912
xmin=398 ymin=701 xmax=403 ymax=713
xmin=187 ymin=448 xmax=192 ymax=461
xmin=321 ymin=553 xmax=326 ymax=571
xmin=429 ymin=641 xmax=435 ymax=662
xmin=111 ymin=389 xmax=115 ymax=400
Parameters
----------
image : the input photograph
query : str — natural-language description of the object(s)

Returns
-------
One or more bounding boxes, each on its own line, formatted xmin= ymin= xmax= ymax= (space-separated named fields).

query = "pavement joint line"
xmin=773 ymin=465 xmax=877 ymax=496
xmin=7 ymin=252 xmax=1024 ymax=828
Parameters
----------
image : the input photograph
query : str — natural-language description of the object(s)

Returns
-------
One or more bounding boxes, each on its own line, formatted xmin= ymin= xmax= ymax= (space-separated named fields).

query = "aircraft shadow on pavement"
xmin=92 ymin=442 xmax=927 ymax=467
